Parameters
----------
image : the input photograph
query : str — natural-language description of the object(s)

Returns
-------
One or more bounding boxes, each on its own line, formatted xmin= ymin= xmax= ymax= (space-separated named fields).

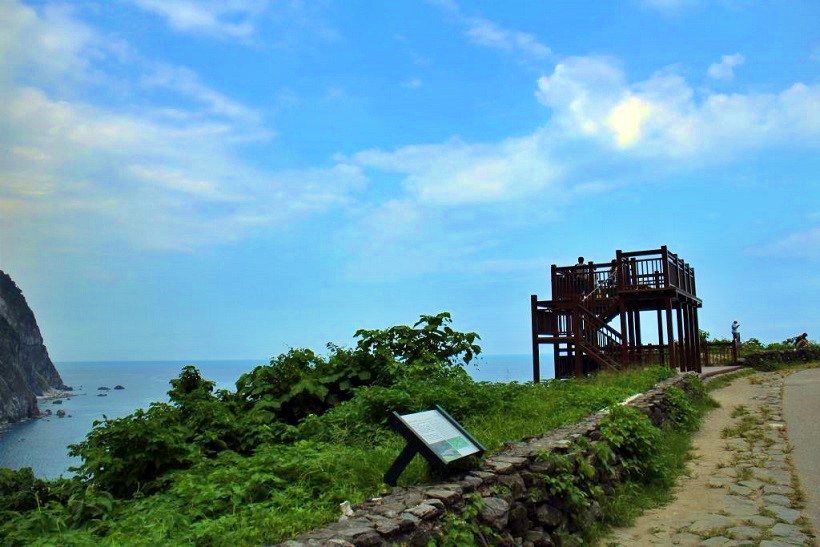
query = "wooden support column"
xmin=626 ymin=306 xmax=635 ymax=366
xmin=666 ymin=298 xmax=676 ymax=370
xmin=530 ymin=295 xmax=540 ymax=383
xmin=692 ymin=304 xmax=702 ymax=373
xmin=573 ymin=313 xmax=583 ymax=378
xmin=682 ymin=304 xmax=692 ymax=372
xmin=619 ymin=302 xmax=628 ymax=366
xmin=634 ymin=310 xmax=643 ymax=362
xmin=657 ymin=309 xmax=665 ymax=365
xmin=676 ymin=302 xmax=685 ymax=371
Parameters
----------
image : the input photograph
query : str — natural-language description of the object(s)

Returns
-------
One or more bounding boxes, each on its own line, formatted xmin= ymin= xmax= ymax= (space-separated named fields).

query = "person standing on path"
xmin=731 ymin=320 xmax=741 ymax=344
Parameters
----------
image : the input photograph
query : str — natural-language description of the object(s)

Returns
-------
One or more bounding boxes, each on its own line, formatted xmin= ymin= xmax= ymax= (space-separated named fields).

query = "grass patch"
xmin=705 ymin=368 xmax=755 ymax=391
xmin=586 ymin=396 xmax=716 ymax=543
xmin=2 ymin=366 xmax=678 ymax=546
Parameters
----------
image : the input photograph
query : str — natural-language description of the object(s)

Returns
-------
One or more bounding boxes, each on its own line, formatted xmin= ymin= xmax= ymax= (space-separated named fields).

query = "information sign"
xmin=384 ymin=405 xmax=484 ymax=486
xmin=399 ymin=409 xmax=481 ymax=462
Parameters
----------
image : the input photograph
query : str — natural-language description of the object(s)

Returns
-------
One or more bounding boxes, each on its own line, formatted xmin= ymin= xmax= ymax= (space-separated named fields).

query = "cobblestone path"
xmin=608 ymin=371 xmax=816 ymax=546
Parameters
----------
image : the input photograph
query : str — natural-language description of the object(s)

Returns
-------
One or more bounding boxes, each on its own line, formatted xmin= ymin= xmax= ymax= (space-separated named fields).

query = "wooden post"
xmin=531 ymin=295 xmax=540 ymax=383
xmin=732 ymin=339 xmax=738 ymax=365
xmin=573 ymin=312 xmax=583 ymax=377
xmin=676 ymin=302 xmax=685 ymax=371
xmin=619 ymin=302 xmax=628 ymax=366
xmin=661 ymin=245 xmax=669 ymax=288
xmin=626 ymin=307 xmax=635 ymax=365
xmin=634 ymin=309 xmax=642 ymax=357
xmin=666 ymin=298 xmax=676 ymax=370
xmin=656 ymin=309 xmax=665 ymax=365
xmin=691 ymin=304 xmax=702 ymax=373
xmin=683 ymin=304 xmax=693 ymax=372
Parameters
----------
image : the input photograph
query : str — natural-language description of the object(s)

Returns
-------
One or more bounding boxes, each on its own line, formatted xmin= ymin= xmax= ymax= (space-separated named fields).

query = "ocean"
xmin=0 ymin=354 xmax=553 ymax=478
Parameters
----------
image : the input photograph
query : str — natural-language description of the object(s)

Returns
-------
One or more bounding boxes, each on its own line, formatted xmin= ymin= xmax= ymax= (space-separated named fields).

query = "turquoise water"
xmin=0 ymin=354 xmax=551 ymax=478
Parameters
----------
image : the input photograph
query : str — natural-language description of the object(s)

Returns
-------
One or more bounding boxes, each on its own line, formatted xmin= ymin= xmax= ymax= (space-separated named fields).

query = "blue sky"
xmin=0 ymin=0 xmax=818 ymax=362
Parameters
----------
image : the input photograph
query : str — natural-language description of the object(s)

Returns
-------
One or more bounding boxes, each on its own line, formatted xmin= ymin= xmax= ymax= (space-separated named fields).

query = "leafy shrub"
xmin=536 ymin=450 xmax=602 ymax=513
xmin=69 ymin=403 xmax=199 ymax=497
xmin=598 ymin=406 xmax=661 ymax=479
xmin=354 ymin=312 xmax=481 ymax=369
xmin=663 ymin=386 xmax=698 ymax=431
xmin=0 ymin=467 xmax=53 ymax=512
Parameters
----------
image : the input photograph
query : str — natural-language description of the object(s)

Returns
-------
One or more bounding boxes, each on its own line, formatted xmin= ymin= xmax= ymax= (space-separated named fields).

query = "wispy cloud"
xmin=463 ymin=17 xmax=551 ymax=60
xmin=430 ymin=0 xmax=551 ymax=62
xmin=708 ymin=53 xmax=745 ymax=81
xmin=752 ymin=227 xmax=820 ymax=260
xmin=141 ymin=64 xmax=264 ymax=125
xmin=0 ymin=1 xmax=98 ymax=82
xmin=333 ymin=55 xmax=820 ymax=276
xmin=639 ymin=0 xmax=698 ymax=13
xmin=129 ymin=0 xmax=267 ymax=41
xmin=0 ymin=0 xmax=360 ymax=255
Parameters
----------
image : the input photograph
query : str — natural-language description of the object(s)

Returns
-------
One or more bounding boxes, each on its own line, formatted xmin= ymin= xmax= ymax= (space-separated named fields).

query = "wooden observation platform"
xmin=530 ymin=246 xmax=703 ymax=380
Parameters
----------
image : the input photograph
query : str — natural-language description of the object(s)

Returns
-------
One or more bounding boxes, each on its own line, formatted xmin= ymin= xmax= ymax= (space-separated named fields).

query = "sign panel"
xmin=384 ymin=405 xmax=485 ymax=486
xmin=399 ymin=409 xmax=481 ymax=462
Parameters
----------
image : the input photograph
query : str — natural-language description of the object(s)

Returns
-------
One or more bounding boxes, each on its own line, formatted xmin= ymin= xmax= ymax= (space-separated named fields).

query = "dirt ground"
xmin=606 ymin=371 xmax=815 ymax=546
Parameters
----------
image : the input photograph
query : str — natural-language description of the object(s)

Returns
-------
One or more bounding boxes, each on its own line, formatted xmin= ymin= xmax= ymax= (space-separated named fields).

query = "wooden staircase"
xmin=531 ymin=246 xmax=704 ymax=380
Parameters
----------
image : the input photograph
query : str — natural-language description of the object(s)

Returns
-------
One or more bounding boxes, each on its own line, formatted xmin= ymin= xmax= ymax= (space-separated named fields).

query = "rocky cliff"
xmin=0 ymin=270 xmax=68 ymax=424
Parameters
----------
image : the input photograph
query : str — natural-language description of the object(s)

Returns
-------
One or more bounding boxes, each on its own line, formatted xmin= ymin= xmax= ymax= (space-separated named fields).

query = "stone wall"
xmin=739 ymin=347 xmax=820 ymax=371
xmin=281 ymin=373 xmax=699 ymax=547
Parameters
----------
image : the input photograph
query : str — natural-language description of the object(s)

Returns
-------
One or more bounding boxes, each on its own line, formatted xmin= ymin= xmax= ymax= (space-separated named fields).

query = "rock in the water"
xmin=0 ymin=270 xmax=69 ymax=424
xmin=56 ymin=409 xmax=66 ymax=417
xmin=97 ymin=393 xmax=108 ymax=397
xmin=114 ymin=385 xmax=125 ymax=390
xmin=52 ymin=399 xmax=63 ymax=405
xmin=98 ymin=387 xmax=111 ymax=391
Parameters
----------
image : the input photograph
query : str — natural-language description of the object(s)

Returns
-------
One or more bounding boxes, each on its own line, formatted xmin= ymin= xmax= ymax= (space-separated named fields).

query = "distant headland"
xmin=0 ymin=270 xmax=71 ymax=425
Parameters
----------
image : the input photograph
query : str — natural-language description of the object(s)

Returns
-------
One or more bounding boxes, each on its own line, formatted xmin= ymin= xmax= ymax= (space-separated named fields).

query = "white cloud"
xmin=430 ymin=0 xmax=551 ymax=62
xmin=754 ymin=227 xmax=820 ymax=260
xmin=0 ymin=1 xmax=361 ymax=255
xmin=708 ymin=53 xmax=745 ymax=81
xmin=402 ymin=78 xmax=423 ymax=89
xmin=141 ymin=64 xmax=263 ymax=125
xmin=352 ymin=132 xmax=562 ymax=205
xmin=0 ymin=0 xmax=98 ymax=82
xmin=0 ymin=85 xmax=364 ymax=251
xmin=463 ymin=17 xmax=551 ymax=60
xmin=536 ymin=56 xmax=820 ymax=159
xmin=129 ymin=0 xmax=265 ymax=40
xmin=639 ymin=0 xmax=697 ymax=13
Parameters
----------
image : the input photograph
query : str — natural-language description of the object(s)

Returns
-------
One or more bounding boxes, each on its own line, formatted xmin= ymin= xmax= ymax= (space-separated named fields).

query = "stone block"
xmin=479 ymin=496 xmax=510 ymax=530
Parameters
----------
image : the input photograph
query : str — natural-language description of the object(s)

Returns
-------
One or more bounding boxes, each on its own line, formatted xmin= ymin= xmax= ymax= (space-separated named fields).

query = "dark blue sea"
xmin=0 ymin=354 xmax=552 ymax=478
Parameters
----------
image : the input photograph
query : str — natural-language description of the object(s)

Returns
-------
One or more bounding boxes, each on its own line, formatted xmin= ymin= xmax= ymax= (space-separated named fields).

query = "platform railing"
xmin=550 ymin=247 xmax=698 ymax=301
xmin=702 ymin=340 xmax=738 ymax=366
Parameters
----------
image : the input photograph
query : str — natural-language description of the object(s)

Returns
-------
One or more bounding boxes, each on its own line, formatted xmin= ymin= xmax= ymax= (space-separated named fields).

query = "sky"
xmin=0 ymin=0 xmax=818 ymax=362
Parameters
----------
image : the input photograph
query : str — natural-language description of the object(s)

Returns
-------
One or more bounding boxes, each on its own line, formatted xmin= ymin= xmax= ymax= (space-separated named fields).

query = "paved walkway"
xmin=608 ymin=370 xmax=816 ymax=546
xmin=783 ymin=368 xmax=820 ymax=535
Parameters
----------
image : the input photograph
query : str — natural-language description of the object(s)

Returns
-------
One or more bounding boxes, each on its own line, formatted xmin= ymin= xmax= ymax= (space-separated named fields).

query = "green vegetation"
xmin=1 ymin=313 xmax=678 ymax=545
xmin=589 ymin=377 xmax=717 ymax=543
xmin=434 ymin=375 xmax=715 ymax=546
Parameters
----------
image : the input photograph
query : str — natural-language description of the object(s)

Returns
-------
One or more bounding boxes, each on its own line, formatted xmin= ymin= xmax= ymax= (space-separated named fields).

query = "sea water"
xmin=0 ymin=354 xmax=552 ymax=478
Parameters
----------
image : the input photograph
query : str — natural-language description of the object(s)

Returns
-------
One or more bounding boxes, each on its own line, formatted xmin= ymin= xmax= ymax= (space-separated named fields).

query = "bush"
xmin=663 ymin=386 xmax=698 ymax=431
xmin=0 ymin=467 xmax=53 ymax=512
xmin=598 ymin=406 xmax=661 ymax=479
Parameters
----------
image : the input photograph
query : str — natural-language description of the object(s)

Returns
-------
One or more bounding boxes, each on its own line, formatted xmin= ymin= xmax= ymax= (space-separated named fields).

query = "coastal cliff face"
xmin=0 ymin=270 xmax=67 ymax=424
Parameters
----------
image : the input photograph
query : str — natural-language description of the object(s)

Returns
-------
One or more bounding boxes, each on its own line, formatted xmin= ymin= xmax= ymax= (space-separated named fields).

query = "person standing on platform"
xmin=731 ymin=320 xmax=741 ymax=344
